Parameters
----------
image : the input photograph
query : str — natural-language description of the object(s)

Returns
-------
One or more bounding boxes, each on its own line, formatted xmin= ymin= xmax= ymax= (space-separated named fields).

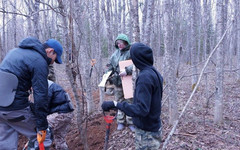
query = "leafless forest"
xmin=1 ymin=0 xmax=240 ymax=150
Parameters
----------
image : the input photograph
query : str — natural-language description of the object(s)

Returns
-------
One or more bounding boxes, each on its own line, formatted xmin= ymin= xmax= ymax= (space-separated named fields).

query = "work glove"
xmin=119 ymin=70 xmax=127 ymax=77
xmin=37 ymin=130 xmax=46 ymax=144
xmin=102 ymin=101 xmax=117 ymax=111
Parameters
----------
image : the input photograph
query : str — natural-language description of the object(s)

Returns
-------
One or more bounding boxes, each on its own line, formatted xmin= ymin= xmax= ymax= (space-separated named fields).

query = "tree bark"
xmin=214 ymin=0 xmax=224 ymax=124
xmin=163 ymin=0 xmax=178 ymax=125
xmin=33 ymin=0 xmax=40 ymax=38
xmin=130 ymin=0 xmax=140 ymax=42
xmin=143 ymin=0 xmax=154 ymax=46
xmin=190 ymin=0 xmax=198 ymax=88
xmin=235 ymin=0 xmax=240 ymax=80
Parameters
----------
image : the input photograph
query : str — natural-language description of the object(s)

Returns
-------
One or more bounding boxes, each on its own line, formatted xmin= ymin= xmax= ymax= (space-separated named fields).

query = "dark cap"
xmin=45 ymin=39 xmax=63 ymax=64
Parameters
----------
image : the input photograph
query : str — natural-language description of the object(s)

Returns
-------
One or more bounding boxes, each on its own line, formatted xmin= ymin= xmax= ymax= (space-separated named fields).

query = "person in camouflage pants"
xmin=47 ymin=111 xmax=73 ymax=149
xmin=102 ymin=43 xmax=163 ymax=150
xmin=106 ymin=34 xmax=134 ymax=131
xmin=48 ymin=64 xmax=56 ymax=82
xmin=45 ymin=80 xmax=74 ymax=150
xmin=26 ymin=80 xmax=74 ymax=150
xmin=114 ymin=86 xmax=133 ymax=127
xmin=135 ymin=127 xmax=162 ymax=150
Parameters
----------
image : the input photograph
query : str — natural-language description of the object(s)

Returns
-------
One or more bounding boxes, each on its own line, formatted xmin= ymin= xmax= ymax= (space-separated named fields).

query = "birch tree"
xmin=12 ymin=0 xmax=17 ymax=47
xmin=163 ymin=0 xmax=178 ymax=125
xmin=190 ymin=0 xmax=199 ymax=88
xmin=2 ymin=0 xmax=6 ymax=56
xmin=235 ymin=0 xmax=240 ymax=80
xmin=94 ymin=0 xmax=104 ymax=110
xmin=117 ymin=0 xmax=122 ymax=33
xmin=143 ymin=0 xmax=154 ymax=46
xmin=141 ymin=0 xmax=148 ymax=41
xmin=214 ymin=0 xmax=224 ymax=124
xmin=130 ymin=0 xmax=140 ymax=42
xmin=57 ymin=0 xmax=88 ymax=149
xmin=102 ymin=0 xmax=114 ymax=56
xmin=33 ymin=0 xmax=40 ymax=38
xmin=24 ymin=0 xmax=33 ymax=37
xmin=122 ymin=0 xmax=126 ymax=32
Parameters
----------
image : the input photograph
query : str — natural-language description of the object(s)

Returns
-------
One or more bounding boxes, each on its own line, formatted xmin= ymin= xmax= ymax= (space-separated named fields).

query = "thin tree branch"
xmin=0 ymin=8 xmax=30 ymax=17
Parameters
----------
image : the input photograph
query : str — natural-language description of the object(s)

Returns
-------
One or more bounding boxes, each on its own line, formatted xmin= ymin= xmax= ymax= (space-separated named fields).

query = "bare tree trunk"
xmin=229 ymin=20 xmax=235 ymax=70
xmin=122 ymin=0 xmax=126 ymax=32
xmin=13 ymin=0 xmax=17 ymax=47
xmin=129 ymin=0 xmax=140 ymax=87
xmin=102 ymin=0 xmax=114 ymax=57
xmin=163 ymin=0 xmax=178 ymax=125
xmin=57 ymin=0 xmax=88 ymax=149
xmin=2 ymin=0 xmax=6 ymax=57
xmin=33 ymin=0 xmax=40 ymax=38
xmin=114 ymin=0 xmax=118 ymax=36
xmin=130 ymin=0 xmax=140 ymax=42
xmin=94 ymin=0 xmax=104 ymax=110
xmin=214 ymin=0 xmax=224 ymax=124
xmin=141 ymin=0 xmax=148 ymax=41
xmin=24 ymin=0 xmax=33 ymax=37
xmin=203 ymin=0 xmax=208 ymax=61
xmin=143 ymin=0 xmax=154 ymax=46
xmin=117 ymin=0 xmax=122 ymax=33
xmin=190 ymin=0 xmax=198 ymax=89
xmin=235 ymin=0 xmax=240 ymax=80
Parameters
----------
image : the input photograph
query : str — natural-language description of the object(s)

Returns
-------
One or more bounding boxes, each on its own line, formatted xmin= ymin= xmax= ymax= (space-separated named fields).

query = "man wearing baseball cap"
xmin=44 ymin=39 xmax=63 ymax=64
xmin=0 ymin=37 xmax=63 ymax=149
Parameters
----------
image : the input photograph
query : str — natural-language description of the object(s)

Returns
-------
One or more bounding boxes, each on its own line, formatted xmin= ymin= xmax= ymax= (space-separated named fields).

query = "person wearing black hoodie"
xmin=102 ymin=43 xmax=163 ymax=149
xmin=0 ymin=37 xmax=63 ymax=149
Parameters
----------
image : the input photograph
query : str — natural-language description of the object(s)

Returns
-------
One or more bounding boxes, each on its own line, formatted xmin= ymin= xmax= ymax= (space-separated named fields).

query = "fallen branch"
xmin=174 ymin=132 xmax=196 ymax=137
xmin=161 ymin=20 xmax=233 ymax=150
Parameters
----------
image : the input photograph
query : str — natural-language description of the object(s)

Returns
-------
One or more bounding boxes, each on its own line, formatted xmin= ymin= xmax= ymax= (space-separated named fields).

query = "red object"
xmin=39 ymin=143 xmax=45 ymax=150
xmin=103 ymin=114 xmax=115 ymax=150
xmin=104 ymin=115 xmax=115 ymax=124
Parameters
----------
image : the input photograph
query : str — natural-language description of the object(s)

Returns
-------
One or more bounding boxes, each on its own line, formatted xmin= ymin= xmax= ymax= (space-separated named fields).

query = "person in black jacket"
xmin=102 ymin=43 xmax=163 ymax=150
xmin=26 ymin=80 xmax=74 ymax=150
xmin=0 ymin=37 xmax=63 ymax=149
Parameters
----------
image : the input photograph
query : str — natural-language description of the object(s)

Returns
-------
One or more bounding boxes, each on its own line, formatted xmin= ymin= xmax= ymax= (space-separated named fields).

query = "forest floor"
xmin=18 ymin=62 xmax=240 ymax=150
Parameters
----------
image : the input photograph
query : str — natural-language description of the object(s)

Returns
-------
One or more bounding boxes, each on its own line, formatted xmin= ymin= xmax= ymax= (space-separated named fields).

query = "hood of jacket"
xmin=115 ymin=34 xmax=131 ymax=49
xmin=18 ymin=37 xmax=51 ymax=64
xmin=130 ymin=43 xmax=153 ymax=70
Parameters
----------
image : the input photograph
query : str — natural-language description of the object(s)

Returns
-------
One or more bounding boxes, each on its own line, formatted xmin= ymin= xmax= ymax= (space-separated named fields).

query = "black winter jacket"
xmin=116 ymin=43 xmax=163 ymax=132
xmin=0 ymin=37 xmax=51 ymax=130
xmin=48 ymin=81 xmax=74 ymax=114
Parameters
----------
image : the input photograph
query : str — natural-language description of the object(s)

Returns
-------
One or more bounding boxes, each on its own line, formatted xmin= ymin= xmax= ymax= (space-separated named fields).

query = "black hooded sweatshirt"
xmin=116 ymin=43 xmax=163 ymax=132
xmin=0 ymin=37 xmax=51 ymax=130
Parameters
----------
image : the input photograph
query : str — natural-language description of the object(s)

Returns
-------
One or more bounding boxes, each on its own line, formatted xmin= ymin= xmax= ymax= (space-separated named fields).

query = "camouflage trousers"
xmin=48 ymin=64 xmax=56 ymax=82
xmin=114 ymin=85 xmax=133 ymax=125
xmin=135 ymin=127 xmax=162 ymax=150
xmin=47 ymin=112 xmax=74 ymax=150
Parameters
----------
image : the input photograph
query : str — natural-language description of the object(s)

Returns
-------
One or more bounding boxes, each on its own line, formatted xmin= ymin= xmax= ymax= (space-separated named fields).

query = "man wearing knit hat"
xmin=0 ymin=37 xmax=63 ymax=149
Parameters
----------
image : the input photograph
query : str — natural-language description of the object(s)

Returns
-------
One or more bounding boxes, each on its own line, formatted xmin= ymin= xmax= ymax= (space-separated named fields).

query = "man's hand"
xmin=101 ymin=101 xmax=117 ymax=111
xmin=37 ymin=130 xmax=46 ymax=144
xmin=119 ymin=70 xmax=127 ymax=77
